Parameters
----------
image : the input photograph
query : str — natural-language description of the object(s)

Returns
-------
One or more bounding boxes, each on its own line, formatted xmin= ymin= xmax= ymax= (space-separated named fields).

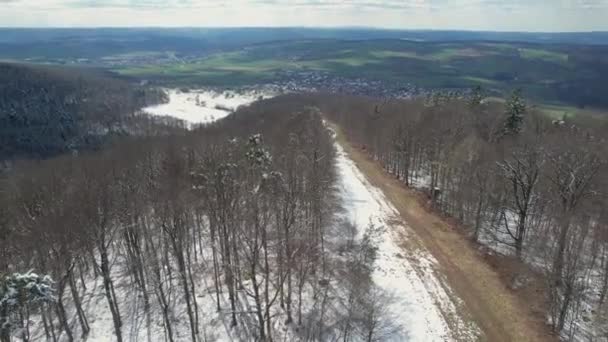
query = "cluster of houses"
xmin=266 ymin=70 xmax=425 ymax=99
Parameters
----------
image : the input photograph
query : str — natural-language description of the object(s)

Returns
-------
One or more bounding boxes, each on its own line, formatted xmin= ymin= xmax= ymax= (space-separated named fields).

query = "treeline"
xmin=0 ymin=62 xmax=167 ymax=160
xmin=316 ymin=91 xmax=608 ymax=338
xmin=1 ymin=96 xmax=397 ymax=342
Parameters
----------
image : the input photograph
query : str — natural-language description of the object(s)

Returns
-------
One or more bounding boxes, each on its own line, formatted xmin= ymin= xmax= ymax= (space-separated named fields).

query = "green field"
xmin=113 ymin=39 xmax=608 ymax=110
xmin=518 ymin=48 xmax=568 ymax=64
xmin=538 ymin=104 xmax=608 ymax=120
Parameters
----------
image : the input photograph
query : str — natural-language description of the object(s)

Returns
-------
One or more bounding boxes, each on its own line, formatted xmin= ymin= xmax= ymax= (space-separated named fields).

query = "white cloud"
xmin=0 ymin=0 xmax=606 ymax=31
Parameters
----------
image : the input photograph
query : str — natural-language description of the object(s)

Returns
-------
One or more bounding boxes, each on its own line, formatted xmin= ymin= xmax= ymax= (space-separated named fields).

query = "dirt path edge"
xmin=330 ymin=122 xmax=555 ymax=342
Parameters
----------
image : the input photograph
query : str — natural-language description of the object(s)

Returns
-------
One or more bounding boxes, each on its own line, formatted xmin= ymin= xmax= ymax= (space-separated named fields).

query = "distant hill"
xmin=0 ymin=62 xmax=167 ymax=159
xmin=2 ymin=28 xmax=608 ymax=117
xmin=1 ymin=28 xmax=607 ymax=62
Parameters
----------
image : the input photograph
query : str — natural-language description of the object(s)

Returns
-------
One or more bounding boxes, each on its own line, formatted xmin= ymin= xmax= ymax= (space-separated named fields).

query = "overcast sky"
xmin=0 ymin=0 xmax=606 ymax=31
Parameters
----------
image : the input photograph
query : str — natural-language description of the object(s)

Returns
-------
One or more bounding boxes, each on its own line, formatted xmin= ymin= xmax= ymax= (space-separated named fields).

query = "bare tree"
xmin=497 ymin=142 xmax=543 ymax=258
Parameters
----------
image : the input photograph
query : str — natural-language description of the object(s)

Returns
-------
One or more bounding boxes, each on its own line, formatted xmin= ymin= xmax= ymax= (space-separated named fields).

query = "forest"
xmin=317 ymin=90 xmax=608 ymax=339
xmin=1 ymin=84 xmax=608 ymax=341
xmin=0 ymin=62 xmax=167 ymax=160
xmin=0 ymin=95 xmax=411 ymax=341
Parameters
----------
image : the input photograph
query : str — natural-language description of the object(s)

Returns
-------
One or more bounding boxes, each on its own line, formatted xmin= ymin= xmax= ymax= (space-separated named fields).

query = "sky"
xmin=0 ymin=0 xmax=607 ymax=32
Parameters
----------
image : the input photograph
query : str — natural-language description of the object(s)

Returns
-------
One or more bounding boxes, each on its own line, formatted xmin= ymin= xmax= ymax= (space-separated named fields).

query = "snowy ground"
xmin=26 ymin=144 xmax=480 ymax=342
xmin=333 ymin=142 xmax=481 ymax=341
xmin=22 ymin=99 xmax=482 ymax=341
xmin=139 ymin=101 xmax=480 ymax=340
xmin=142 ymin=88 xmax=277 ymax=126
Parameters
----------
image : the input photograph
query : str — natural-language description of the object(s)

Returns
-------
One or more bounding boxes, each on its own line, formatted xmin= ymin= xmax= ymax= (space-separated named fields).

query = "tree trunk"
xmin=473 ymin=193 xmax=484 ymax=242
xmin=515 ymin=212 xmax=527 ymax=259
xmin=222 ymin=222 xmax=238 ymax=327
xmin=45 ymin=306 xmax=58 ymax=342
xmin=171 ymin=236 xmax=198 ymax=342
xmin=263 ymin=225 xmax=273 ymax=342
xmin=55 ymin=294 xmax=74 ymax=342
xmin=68 ymin=271 xmax=90 ymax=337
xmin=600 ymin=263 xmax=608 ymax=305
xmin=556 ymin=283 xmax=573 ymax=332
xmin=186 ymin=239 xmax=201 ymax=340
xmin=251 ymin=251 xmax=266 ymax=341
xmin=99 ymin=245 xmax=123 ymax=342
xmin=552 ymin=215 xmax=572 ymax=287
xmin=210 ymin=219 xmax=222 ymax=312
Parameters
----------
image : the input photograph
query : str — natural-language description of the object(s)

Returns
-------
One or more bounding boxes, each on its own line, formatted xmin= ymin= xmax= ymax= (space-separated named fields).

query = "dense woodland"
xmin=316 ymin=90 xmax=608 ymax=339
xmin=0 ymin=96 xmax=404 ymax=342
xmin=0 ymin=63 xmax=167 ymax=160
xmin=1 ymin=85 xmax=608 ymax=341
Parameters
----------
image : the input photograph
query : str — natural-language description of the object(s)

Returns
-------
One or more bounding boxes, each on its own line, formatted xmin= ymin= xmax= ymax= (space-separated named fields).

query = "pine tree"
xmin=246 ymin=134 xmax=271 ymax=170
xmin=469 ymin=85 xmax=484 ymax=107
xmin=1 ymin=272 xmax=54 ymax=341
xmin=503 ymin=88 xmax=526 ymax=136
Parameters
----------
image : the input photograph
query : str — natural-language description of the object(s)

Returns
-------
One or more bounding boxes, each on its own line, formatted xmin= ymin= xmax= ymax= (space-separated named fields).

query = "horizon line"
xmin=0 ymin=26 xmax=607 ymax=34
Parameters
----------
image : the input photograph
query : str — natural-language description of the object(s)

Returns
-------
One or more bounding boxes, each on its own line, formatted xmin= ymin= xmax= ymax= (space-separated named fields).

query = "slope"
xmin=0 ymin=62 xmax=166 ymax=160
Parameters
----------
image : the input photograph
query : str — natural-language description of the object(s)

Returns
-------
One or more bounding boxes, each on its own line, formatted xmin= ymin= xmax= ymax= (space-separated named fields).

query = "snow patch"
xmin=334 ymin=142 xmax=481 ymax=341
xmin=142 ymin=88 xmax=277 ymax=126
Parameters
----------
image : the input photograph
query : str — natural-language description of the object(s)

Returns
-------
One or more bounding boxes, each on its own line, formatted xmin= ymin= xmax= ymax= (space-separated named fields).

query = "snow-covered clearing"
xmin=142 ymin=89 xmax=277 ymax=126
xmin=333 ymin=142 xmax=481 ymax=341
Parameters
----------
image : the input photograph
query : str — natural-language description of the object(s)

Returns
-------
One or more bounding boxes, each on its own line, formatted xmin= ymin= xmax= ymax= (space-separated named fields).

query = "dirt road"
xmin=332 ymin=124 xmax=554 ymax=342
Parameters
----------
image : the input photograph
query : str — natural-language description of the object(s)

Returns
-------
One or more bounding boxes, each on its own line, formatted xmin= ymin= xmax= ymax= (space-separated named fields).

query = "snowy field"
xmin=142 ymin=88 xmax=277 ymax=126
xmin=333 ymin=142 xmax=481 ymax=341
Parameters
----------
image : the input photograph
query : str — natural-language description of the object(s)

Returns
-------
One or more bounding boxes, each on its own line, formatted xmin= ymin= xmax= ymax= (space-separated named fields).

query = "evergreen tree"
xmin=469 ymin=85 xmax=484 ymax=107
xmin=503 ymin=88 xmax=526 ymax=136
xmin=1 ymin=272 xmax=54 ymax=341
xmin=246 ymin=134 xmax=271 ymax=170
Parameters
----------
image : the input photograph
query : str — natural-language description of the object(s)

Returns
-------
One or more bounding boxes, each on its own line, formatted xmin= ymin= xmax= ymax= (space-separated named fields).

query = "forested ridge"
xmin=0 ymin=62 xmax=167 ymax=160
xmin=318 ymin=91 xmax=608 ymax=339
